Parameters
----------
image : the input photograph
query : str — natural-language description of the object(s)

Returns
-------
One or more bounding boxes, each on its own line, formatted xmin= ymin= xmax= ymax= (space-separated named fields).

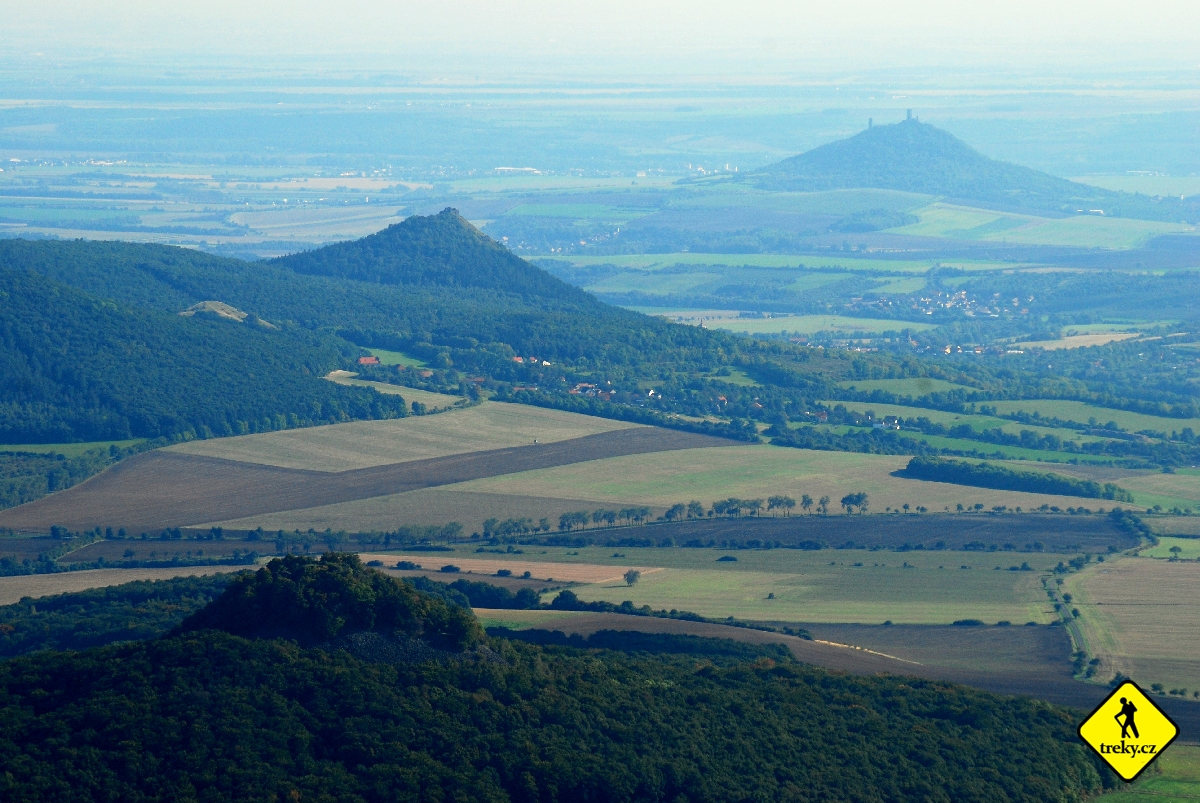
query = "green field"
xmin=1143 ymin=537 xmax=1200 ymax=560
xmin=1116 ymin=471 xmax=1200 ymax=510
xmin=667 ymin=314 xmax=935 ymax=336
xmin=837 ymin=377 xmax=977 ymax=396
xmin=1072 ymin=175 xmax=1200 ymax=199
xmin=890 ymin=203 xmax=1190 ymax=249
xmin=363 ymin=348 xmax=429 ymax=368
xmin=0 ymin=439 xmax=146 ymax=457
xmin=1103 ymin=745 xmax=1200 ymax=802
xmin=826 ymin=400 xmax=1105 ymax=445
xmin=986 ymin=400 xmax=1200 ymax=436
xmin=552 ymin=253 xmax=1012 ymax=276
xmin=434 ymin=544 xmax=1059 ymax=625
xmin=453 ymin=443 xmax=1118 ymax=513
xmin=816 ymin=425 xmax=1117 ymax=464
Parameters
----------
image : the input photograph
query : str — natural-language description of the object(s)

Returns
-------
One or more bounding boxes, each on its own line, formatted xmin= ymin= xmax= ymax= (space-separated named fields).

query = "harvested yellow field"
xmin=449 ymin=445 xmax=1112 ymax=513
xmin=1067 ymin=557 xmax=1200 ymax=692
xmin=359 ymin=554 xmax=660 ymax=584
xmin=1015 ymin=332 xmax=1141 ymax=350
xmin=0 ymin=566 xmax=245 ymax=606
xmin=167 ymin=402 xmax=639 ymax=473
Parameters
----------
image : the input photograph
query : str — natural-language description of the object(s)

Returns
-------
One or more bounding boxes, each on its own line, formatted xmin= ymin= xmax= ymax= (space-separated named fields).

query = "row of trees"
xmin=554 ymin=493 xmax=874 ymax=530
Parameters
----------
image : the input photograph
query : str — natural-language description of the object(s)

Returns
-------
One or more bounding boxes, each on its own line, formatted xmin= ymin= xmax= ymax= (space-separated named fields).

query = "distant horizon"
xmin=2 ymin=0 xmax=1199 ymax=77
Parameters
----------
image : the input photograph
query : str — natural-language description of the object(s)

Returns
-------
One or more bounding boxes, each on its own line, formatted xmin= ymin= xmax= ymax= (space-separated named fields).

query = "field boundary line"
xmin=810 ymin=639 xmax=922 ymax=665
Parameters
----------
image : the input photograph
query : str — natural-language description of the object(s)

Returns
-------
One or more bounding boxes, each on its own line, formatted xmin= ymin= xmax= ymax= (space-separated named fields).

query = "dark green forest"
xmin=0 ymin=265 xmax=406 ymax=443
xmin=0 ymin=554 xmax=1115 ymax=801
xmin=0 ymin=574 xmax=233 ymax=658
xmin=902 ymin=456 xmax=1134 ymax=501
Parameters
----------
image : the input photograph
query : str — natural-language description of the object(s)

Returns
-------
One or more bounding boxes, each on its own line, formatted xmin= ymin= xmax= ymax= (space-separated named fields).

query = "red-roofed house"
xmin=358 ymin=356 xmax=380 ymax=365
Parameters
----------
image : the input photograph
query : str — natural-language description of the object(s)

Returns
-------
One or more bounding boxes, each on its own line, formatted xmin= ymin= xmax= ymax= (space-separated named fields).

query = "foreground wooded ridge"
xmin=0 ymin=554 xmax=1116 ymax=801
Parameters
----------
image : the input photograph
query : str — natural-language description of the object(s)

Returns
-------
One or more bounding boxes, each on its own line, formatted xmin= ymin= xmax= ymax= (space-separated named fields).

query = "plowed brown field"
xmin=0 ymin=428 xmax=735 ymax=534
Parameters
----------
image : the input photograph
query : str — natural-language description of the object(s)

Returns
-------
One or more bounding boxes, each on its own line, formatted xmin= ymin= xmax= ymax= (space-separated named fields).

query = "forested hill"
xmin=749 ymin=118 xmax=1199 ymax=222
xmin=275 ymin=207 xmax=595 ymax=303
xmin=0 ymin=265 xmax=404 ymax=443
xmin=0 ymin=553 xmax=1115 ymax=800
xmin=0 ymin=218 xmax=728 ymax=391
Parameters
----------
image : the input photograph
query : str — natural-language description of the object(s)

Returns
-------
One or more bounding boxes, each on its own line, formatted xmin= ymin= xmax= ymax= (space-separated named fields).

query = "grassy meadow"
xmin=362 ymin=348 xmax=430 ymax=368
xmin=890 ymin=203 xmax=1190 ymax=249
xmin=664 ymin=313 xmax=935 ymax=336
xmin=372 ymin=543 xmax=1061 ymax=626
xmin=1066 ymin=557 xmax=1200 ymax=694
xmin=1071 ymin=175 xmax=1200 ymax=198
xmin=1103 ymin=744 xmax=1200 ymax=802
xmin=826 ymin=400 xmax=1108 ymax=445
xmin=1142 ymin=537 xmax=1200 ymax=560
xmin=451 ymin=444 xmax=1126 ymax=512
xmin=0 ymin=439 xmax=146 ymax=457
xmin=836 ymin=377 xmax=977 ymax=396
xmin=986 ymin=400 xmax=1200 ymax=436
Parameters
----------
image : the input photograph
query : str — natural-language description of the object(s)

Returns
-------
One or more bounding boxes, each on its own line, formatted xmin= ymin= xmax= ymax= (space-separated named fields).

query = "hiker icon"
xmin=1116 ymin=697 xmax=1140 ymax=739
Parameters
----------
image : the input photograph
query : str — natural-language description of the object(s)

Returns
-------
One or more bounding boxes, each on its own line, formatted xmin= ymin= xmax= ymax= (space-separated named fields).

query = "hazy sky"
xmin=4 ymin=0 xmax=1200 ymax=76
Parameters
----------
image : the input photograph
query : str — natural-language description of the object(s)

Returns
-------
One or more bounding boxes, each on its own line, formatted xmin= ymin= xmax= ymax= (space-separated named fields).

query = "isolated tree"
xmin=1170 ymin=545 xmax=1183 ymax=559
xmin=665 ymin=503 xmax=686 ymax=521
xmin=817 ymin=496 xmax=830 ymax=515
xmin=687 ymin=500 xmax=705 ymax=519
xmin=801 ymin=494 xmax=813 ymax=514
xmin=744 ymin=499 xmax=764 ymax=517
xmin=902 ymin=503 xmax=910 ymax=513
xmin=624 ymin=569 xmax=641 ymax=586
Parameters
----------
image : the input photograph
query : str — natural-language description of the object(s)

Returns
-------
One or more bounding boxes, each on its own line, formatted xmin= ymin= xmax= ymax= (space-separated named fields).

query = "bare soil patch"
xmin=0 ymin=428 xmax=735 ymax=534
xmin=0 ymin=566 xmax=245 ymax=606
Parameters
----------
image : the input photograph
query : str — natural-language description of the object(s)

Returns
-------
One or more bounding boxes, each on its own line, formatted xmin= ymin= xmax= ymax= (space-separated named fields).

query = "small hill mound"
xmin=176 ymin=552 xmax=481 ymax=649
xmin=274 ymin=208 xmax=593 ymax=303
xmin=750 ymin=119 xmax=1198 ymax=222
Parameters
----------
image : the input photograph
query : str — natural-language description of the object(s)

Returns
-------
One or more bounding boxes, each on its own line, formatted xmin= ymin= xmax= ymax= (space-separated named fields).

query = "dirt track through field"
xmin=485 ymin=610 xmax=1200 ymax=739
xmin=0 ymin=428 xmax=736 ymax=534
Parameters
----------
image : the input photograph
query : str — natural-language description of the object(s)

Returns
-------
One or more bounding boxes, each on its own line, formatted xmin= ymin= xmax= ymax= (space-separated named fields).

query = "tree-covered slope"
xmin=275 ymin=208 xmax=595 ymax=303
xmin=750 ymin=119 xmax=1199 ymax=222
xmin=0 ymin=554 xmax=1114 ymax=801
xmin=0 ymin=215 xmax=729 ymax=384
xmin=0 ymin=265 xmax=404 ymax=443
